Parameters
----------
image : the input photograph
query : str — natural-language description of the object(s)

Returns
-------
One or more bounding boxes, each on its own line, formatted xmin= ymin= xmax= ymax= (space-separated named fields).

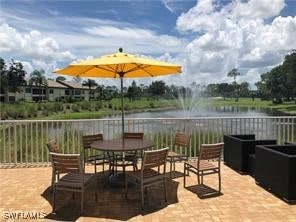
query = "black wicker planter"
xmin=223 ymin=134 xmax=276 ymax=174
xmin=255 ymin=144 xmax=296 ymax=203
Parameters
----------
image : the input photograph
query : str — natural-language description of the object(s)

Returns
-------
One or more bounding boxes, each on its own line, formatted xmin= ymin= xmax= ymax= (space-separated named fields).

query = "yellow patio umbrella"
xmin=54 ymin=48 xmax=182 ymax=139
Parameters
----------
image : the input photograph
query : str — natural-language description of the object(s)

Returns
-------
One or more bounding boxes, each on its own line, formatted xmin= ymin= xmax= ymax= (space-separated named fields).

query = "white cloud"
xmin=0 ymin=23 xmax=75 ymax=61
xmin=174 ymin=0 xmax=295 ymax=86
xmin=231 ymin=0 xmax=286 ymax=20
xmin=1 ymin=0 xmax=295 ymax=88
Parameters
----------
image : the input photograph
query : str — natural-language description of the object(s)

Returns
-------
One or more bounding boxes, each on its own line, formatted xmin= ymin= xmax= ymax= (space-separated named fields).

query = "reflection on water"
xmin=120 ymin=106 xmax=282 ymax=119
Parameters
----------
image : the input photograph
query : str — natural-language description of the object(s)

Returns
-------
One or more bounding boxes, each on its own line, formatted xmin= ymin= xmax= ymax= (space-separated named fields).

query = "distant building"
xmin=0 ymin=80 xmax=98 ymax=102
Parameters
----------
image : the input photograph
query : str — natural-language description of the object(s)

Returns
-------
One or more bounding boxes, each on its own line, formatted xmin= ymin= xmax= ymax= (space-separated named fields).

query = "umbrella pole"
xmin=120 ymin=75 xmax=124 ymax=145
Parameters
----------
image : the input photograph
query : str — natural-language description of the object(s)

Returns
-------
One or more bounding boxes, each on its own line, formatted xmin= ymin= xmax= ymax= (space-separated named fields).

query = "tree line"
xmin=1 ymin=50 xmax=295 ymax=103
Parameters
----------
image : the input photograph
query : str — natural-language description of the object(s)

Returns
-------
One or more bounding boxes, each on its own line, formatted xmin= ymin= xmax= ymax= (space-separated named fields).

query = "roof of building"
xmin=57 ymin=81 xmax=97 ymax=90
xmin=46 ymin=80 xmax=68 ymax=88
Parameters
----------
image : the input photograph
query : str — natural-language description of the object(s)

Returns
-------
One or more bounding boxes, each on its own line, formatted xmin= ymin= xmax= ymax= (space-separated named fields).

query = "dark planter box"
xmin=224 ymin=134 xmax=277 ymax=173
xmin=255 ymin=145 xmax=296 ymax=203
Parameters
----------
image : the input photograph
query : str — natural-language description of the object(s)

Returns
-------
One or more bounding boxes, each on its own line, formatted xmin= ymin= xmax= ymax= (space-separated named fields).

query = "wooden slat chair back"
xmin=199 ymin=143 xmax=223 ymax=161
xmin=46 ymin=139 xmax=61 ymax=153
xmin=46 ymin=139 xmax=61 ymax=189
xmin=124 ymin=132 xmax=144 ymax=139
xmin=51 ymin=153 xmax=82 ymax=175
xmin=125 ymin=147 xmax=169 ymax=209
xmin=121 ymin=132 xmax=145 ymax=171
xmin=174 ymin=132 xmax=191 ymax=148
xmin=184 ymin=143 xmax=224 ymax=193
xmin=142 ymin=148 xmax=168 ymax=171
xmin=168 ymin=132 xmax=191 ymax=177
xmin=50 ymin=152 xmax=97 ymax=214
xmin=82 ymin=133 xmax=108 ymax=173
xmin=83 ymin=134 xmax=103 ymax=149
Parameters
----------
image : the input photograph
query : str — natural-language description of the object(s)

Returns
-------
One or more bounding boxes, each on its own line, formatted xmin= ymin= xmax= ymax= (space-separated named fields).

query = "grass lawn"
xmin=206 ymin=97 xmax=296 ymax=115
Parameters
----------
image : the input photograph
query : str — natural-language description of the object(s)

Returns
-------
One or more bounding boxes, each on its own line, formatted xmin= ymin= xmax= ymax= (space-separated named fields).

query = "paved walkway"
xmin=0 ymin=163 xmax=295 ymax=221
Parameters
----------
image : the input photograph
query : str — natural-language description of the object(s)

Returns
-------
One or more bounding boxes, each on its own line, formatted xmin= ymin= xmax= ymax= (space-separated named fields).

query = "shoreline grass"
xmin=1 ymin=97 xmax=295 ymax=120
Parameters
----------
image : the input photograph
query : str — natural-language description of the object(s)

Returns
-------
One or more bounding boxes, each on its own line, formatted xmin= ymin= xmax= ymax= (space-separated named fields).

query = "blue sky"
xmin=0 ymin=0 xmax=296 ymax=87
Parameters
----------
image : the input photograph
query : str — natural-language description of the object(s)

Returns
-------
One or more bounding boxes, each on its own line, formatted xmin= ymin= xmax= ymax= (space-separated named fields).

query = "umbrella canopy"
xmin=54 ymin=48 xmax=181 ymax=141
xmin=55 ymin=48 xmax=181 ymax=78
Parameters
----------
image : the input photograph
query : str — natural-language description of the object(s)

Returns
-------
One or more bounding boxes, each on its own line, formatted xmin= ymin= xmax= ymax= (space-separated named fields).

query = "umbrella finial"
xmin=119 ymin=47 xmax=123 ymax=53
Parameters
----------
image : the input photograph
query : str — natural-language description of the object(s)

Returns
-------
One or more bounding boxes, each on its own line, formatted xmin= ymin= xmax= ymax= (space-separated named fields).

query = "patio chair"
xmin=124 ymin=132 xmax=144 ymax=170
xmin=110 ymin=132 xmax=144 ymax=173
xmin=50 ymin=152 xmax=97 ymax=214
xmin=184 ymin=143 xmax=224 ymax=193
xmin=125 ymin=147 xmax=169 ymax=209
xmin=46 ymin=139 xmax=61 ymax=189
xmin=167 ymin=132 xmax=191 ymax=177
xmin=82 ymin=133 xmax=109 ymax=173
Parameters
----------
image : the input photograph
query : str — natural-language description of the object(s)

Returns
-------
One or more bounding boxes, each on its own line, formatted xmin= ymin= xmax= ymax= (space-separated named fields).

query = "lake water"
xmin=114 ymin=106 xmax=284 ymax=119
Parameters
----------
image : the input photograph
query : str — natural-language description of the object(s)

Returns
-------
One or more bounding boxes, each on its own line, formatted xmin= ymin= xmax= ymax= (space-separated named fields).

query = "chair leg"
xmin=183 ymin=163 xmax=186 ymax=188
xmin=141 ymin=183 xmax=144 ymax=209
xmin=201 ymin=171 xmax=204 ymax=184
xmin=125 ymin=175 xmax=128 ymax=200
xmin=170 ymin=159 xmax=173 ymax=178
xmin=218 ymin=170 xmax=221 ymax=192
xmin=94 ymin=160 xmax=97 ymax=173
xmin=94 ymin=179 xmax=98 ymax=202
xmin=197 ymin=171 xmax=200 ymax=185
xmin=164 ymin=177 xmax=167 ymax=202
xmin=52 ymin=188 xmax=56 ymax=213
xmin=81 ymin=189 xmax=84 ymax=214
xmin=51 ymin=170 xmax=55 ymax=191
xmin=173 ymin=161 xmax=176 ymax=171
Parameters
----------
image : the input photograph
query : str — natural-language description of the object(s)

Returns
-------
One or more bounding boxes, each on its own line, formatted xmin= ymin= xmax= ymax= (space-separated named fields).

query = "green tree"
xmin=0 ymin=59 xmax=27 ymax=102
xmin=127 ymin=80 xmax=140 ymax=101
xmin=29 ymin=69 xmax=47 ymax=102
xmin=206 ymin=84 xmax=218 ymax=97
xmin=82 ymin=79 xmax=98 ymax=100
xmin=281 ymin=50 xmax=296 ymax=102
xmin=82 ymin=79 xmax=98 ymax=89
xmin=255 ymin=73 xmax=269 ymax=100
xmin=227 ymin=68 xmax=240 ymax=102
xmin=148 ymin=81 xmax=166 ymax=98
xmin=217 ymin=83 xmax=230 ymax=100
xmin=256 ymin=50 xmax=296 ymax=103
xmin=239 ymin=82 xmax=250 ymax=97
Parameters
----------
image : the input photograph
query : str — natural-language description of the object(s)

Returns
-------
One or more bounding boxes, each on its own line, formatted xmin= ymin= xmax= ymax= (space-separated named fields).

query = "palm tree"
xmin=82 ymin=79 xmax=98 ymax=100
xmin=29 ymin=69 xmax=47 ymax=102
xmin=227 ymin=68 xmax=240 ymax=102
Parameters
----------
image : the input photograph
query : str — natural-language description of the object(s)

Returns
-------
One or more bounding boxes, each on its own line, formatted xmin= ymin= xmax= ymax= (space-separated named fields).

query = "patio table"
xmin=90 ymin=138 xmax=154 ymax=186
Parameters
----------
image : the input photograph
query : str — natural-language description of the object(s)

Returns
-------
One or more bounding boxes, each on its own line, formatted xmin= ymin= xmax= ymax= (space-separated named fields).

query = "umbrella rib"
xmin=94 ymin=65 xmax=117 ymax=74
xmin=124 ymin=64 xmax=154 ymax=76
xmin=113 ymin=64 xmax=119 ymax=78
xmin=72 ymin=66 xmax=96 ymax=77
xmin=134 ymin=64 xmax=154 ymax=77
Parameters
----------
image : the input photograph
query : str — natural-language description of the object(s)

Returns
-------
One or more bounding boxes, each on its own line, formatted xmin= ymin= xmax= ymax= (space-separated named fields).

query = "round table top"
xmin=90 ymin=138 xmax=154 ymax=152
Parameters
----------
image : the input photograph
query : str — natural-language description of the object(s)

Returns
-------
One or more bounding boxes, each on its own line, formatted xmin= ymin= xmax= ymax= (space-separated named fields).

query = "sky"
xmin=0 ymin=0 xmax=296 ymax=88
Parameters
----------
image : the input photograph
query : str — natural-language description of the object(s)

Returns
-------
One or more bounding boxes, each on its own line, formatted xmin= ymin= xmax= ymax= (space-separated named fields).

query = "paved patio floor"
xmin=0 ymin=163 xmax=295 ymax=221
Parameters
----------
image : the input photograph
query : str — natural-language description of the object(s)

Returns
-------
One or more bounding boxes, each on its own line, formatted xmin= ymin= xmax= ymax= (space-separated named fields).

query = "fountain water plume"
xmin=172 ymin=84 xmax=205 ymax=118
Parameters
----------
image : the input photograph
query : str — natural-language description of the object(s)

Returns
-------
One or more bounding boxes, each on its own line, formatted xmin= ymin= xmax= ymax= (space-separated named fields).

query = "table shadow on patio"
xmin=41 ymin=173 xmax=180 ymax=221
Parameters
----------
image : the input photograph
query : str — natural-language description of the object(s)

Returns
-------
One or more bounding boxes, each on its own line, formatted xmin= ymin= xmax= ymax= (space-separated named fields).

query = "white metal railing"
xmin=0 ymin=117 xmax=295 ymax=166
